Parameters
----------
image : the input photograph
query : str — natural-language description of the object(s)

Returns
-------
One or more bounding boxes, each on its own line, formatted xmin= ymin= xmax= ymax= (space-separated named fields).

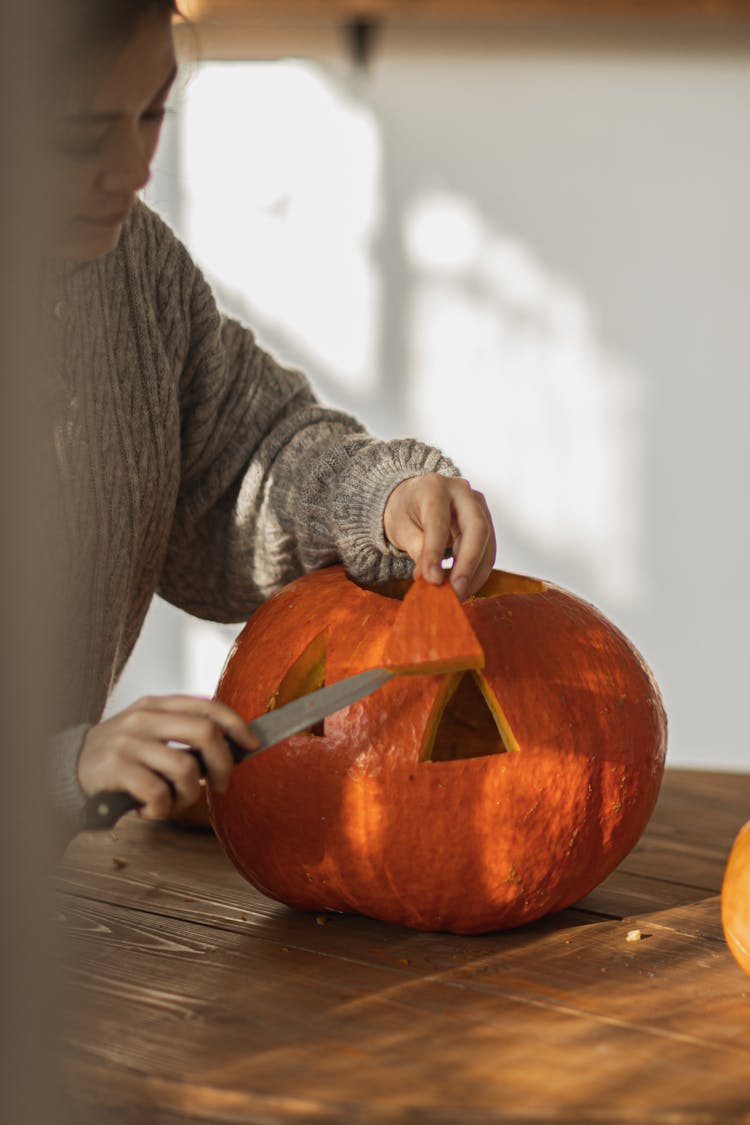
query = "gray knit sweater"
xmin=42 ymin=201 xmax=457 ymax=837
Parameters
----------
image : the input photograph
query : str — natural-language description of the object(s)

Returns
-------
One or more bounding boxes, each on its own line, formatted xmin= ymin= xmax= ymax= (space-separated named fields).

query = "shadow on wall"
xmin=399 ymin=189 xmax=644 ymax=609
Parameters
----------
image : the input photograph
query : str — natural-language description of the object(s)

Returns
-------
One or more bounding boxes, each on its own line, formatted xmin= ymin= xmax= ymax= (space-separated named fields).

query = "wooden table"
xmin=55 ymin=769 xmax=750 ymax=1124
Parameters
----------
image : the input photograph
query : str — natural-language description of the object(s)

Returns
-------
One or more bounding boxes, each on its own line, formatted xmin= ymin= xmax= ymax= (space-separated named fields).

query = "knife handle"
xmin=79 ymin=737 xmax=247 ymax=831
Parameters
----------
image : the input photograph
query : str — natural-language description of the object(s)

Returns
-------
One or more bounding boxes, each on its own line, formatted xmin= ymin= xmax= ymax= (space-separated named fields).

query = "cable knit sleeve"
xmin=147 ymin=209 xmax=461 ymax=621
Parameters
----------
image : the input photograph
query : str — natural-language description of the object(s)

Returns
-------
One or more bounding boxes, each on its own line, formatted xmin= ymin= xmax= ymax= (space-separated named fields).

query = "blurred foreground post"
xmin=0 ymin=0 xmax=65 ymax=1122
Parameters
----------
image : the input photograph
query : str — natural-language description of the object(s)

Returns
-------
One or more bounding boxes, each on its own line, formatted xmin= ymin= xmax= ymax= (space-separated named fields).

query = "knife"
xmin=80 ymin=666 xmax=394 ymax=832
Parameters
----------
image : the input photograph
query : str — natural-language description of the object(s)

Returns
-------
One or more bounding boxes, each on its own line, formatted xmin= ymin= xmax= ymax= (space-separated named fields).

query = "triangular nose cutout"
xmin=428 ymin=672 xmax=512 ymax=762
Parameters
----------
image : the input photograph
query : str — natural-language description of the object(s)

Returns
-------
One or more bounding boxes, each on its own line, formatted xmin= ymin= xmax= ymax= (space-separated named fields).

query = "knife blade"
xmin=80 ymin=666 xmax=395 ymax=831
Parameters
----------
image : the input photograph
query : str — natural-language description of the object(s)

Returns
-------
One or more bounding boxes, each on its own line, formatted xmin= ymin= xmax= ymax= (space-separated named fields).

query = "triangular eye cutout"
xmin=267 ymin=632 xmax=327 ymax=736
xmin=420 ymin=671 xmax=519 ymax=762
xmin=381 ymin=577 xmax=484 ymax=675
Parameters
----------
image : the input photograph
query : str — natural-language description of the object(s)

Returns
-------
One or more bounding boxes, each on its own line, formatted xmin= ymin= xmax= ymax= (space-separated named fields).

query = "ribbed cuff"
xmin=332 ymin=437 xmax=461 ymax=584
xmin=50 ymin=723 xmax=90 ymax=845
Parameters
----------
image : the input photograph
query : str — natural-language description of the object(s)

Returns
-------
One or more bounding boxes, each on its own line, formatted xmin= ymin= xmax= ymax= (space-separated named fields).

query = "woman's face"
xmin=47 ymin=10 xmax=177 ymax=261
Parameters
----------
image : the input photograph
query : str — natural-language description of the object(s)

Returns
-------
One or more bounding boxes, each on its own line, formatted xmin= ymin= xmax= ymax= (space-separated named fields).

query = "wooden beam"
xmin=178 ymin=0 xmax=750 ymax=23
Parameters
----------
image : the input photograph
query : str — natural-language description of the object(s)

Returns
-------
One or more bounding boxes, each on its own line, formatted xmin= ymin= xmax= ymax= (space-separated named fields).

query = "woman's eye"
xmin=50 ymin=106 xmax=167 ymax=157
xmin=52 ymin=130 xmax=106 ymax=159
xmin=142 ymin=107 xmax=168 ymax=125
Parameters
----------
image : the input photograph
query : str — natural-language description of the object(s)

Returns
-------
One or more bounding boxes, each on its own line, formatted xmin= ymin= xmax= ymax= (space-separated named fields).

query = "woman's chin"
xmin=53 ymin=221 xmax=124 ymax=263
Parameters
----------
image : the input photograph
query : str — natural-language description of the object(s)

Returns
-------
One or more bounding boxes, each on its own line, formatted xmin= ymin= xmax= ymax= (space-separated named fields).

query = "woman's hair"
xmin=42 ymin=0 xmax=181 ymax=95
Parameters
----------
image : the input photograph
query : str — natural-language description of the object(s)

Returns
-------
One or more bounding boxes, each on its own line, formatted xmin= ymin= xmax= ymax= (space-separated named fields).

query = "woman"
xmin=43 ymin=0 xmax=496 ymax=839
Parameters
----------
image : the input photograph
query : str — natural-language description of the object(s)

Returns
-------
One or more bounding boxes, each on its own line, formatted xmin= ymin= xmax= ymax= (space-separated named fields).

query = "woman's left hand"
xmin=383 ymin=474 xmax=496 ymax=602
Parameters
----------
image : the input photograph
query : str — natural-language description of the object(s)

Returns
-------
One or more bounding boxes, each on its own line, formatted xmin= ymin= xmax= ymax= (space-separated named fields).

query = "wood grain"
xmin=55 ymin=769 xmax=750 ymax=1124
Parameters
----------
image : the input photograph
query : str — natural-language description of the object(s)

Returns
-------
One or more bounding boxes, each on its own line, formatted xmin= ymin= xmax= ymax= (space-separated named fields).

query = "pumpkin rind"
xmin=209 ymin=565 xmax=667 ymax=934
xmin=722 ymin=820 xmax=750 ymax=977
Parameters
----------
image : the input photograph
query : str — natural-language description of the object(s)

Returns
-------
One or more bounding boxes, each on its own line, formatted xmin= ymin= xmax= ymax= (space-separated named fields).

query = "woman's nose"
xmin=99 ymin=160 xmax=151 ymax=195
xmin=98 ymin=130 xmax=153 ymax=195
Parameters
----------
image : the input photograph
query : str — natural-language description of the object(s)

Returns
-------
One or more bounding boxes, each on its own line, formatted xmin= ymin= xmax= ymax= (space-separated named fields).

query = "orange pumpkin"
xmin=722 ymin=821 xmax=750 ymax=977
xmin=209 ymin=565 xmax=667 ymax=933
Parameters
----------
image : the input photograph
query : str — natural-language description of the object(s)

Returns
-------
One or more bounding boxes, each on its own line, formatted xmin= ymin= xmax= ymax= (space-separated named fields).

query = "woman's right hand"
xmin=77 ymin=695 xmax=258 ymax=820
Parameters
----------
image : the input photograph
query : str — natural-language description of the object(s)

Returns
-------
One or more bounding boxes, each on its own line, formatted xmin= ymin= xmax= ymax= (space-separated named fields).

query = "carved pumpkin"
xmin=722 ymin=821 xmax=750 ymax=977
xmin=209 ymin=565 xmax=667 ymax=934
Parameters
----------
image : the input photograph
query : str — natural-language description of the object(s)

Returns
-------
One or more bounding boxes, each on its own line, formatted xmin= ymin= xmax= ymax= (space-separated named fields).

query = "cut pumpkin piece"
xmin=381 ymin=576 xmax=484 ymax=675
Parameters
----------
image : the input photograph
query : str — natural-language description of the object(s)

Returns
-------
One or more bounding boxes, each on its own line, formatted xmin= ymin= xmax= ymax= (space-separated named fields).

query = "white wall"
xmin=114 ymin=27 xmax=750 ymax=772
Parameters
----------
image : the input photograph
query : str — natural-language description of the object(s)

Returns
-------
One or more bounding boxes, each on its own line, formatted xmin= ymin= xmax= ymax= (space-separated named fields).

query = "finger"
xmin=385 ymin=497 xmax=430 ymax=573
xmin=125 ymin=694 xmax=258 ymax=753
xmin=462 ymin=533 xmax=496 ymax=598
xmin=384 ymin=474 xmax=450 ymax=580
xmin=412 ymin=480 xmax=460 ymax=585
xmin=459 ymin=511 xmax=496 ymax=597
xmin=450 ymin=497 xmax=495 ymax=599
xmin=447 ymin=488 xmax=495 ymax=600
xmin=110 ymin=758 xmax=177 ymax=821
xmin=132 ymin=739 xmax=227 ymax=814
xmin=117 ymin=710 xmax=236 ymax=793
